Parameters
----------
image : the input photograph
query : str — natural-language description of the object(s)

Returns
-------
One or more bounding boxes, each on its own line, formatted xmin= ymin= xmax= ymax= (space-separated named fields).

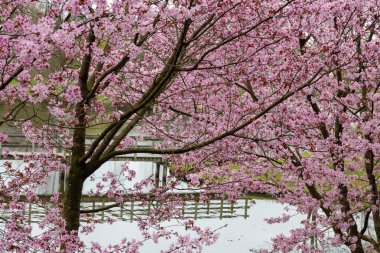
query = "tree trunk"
xmin=349 ymin=243 xmax=365 ymax=253
xmin=63 ymin=107 xmax=87 ymax=233
xmin=62 ymin=162 xmax=84 ymax=233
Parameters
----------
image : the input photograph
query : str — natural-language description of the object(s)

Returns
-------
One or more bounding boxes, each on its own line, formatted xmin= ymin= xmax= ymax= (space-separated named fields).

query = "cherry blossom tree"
xmin=173 ymin=1 xmax=380 ymax=253
xmin=0 ymin=0 xmax=379 ymax=252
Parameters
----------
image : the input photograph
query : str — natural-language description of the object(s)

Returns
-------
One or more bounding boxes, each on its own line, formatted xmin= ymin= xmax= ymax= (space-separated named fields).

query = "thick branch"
xmin=80 ymin=19 xmax=192 ymax=167
xmin=85 ymin=108 xmax=149 ymax=176
xmin=80 ymin=203 xmax=120 ymax=214
xmin=306 ymin=95 xmax=329 ymax=139
xmin=235 ymin=81 xmax=259 ymax=102
xmin=0 ymin=65 xmax=24 ymax=91
xmin=85 ymin=53 xmax=130 ymax=102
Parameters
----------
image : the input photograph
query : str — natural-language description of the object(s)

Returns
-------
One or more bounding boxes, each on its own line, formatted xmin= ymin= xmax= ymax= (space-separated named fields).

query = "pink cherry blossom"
xmin=0 ymin=0 xmax=379 ymax=252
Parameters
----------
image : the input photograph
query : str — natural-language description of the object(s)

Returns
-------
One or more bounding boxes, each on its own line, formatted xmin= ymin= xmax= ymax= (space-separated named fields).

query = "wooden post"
xmin=130 ymin=201 xmax=134 ymax=222
xmin=154 ymin=163 xmax=160 ymax=188
xmin=134 ymin=141 xmax=137 ymax=161
xmin=162 ymin=163 xmax=167 ymax=186
xmin=230 ymin=202 xmax=234 ymax=214
xmin=101 ymin=199 xmax=105 ymax=222
xmin=28 ymin=203 xmax=32 ymax=225
xmin=120 ymin=203 xmax=124 ymax=219
xmin=310 ymin=211 xmax=316 ymax=247
xmin=92 ymin=201 xmax=95 ymax=218
xmin=244 ymin=198 xmax=249 ymax=219
xmin=147 ymin=200 xmax=151 ymax=215
xmin=220 ymin=199 xmax=224 ymax=220
xmin=182 ymin=201 xmax=186 ymax=217
xmin=59 ymin=171 xmax=65 ymax=195
xmin=206 ymin=201 xmax=210 ymax=214
xmin=194 ymin=200 xmax=198 ymax=220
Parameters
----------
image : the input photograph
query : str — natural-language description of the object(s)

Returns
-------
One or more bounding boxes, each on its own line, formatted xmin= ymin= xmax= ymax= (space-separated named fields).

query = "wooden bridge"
xmin=0 ymin=134 xmax=253 ymax=227
xmin=0 ymin=133 xmax=171 ymax=192
xmin=0 ymin=133 xmax=165 ymax=162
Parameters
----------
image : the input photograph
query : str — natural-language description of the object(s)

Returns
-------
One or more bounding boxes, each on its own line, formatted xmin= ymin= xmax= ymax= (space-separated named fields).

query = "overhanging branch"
xmin=99 ymin=68 xmax=324 ymax=163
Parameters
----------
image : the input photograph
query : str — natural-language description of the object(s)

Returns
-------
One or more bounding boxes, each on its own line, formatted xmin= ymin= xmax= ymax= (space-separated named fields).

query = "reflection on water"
xmin=2 ymin=198 xmax=351 ymax=252
xmin=0 ymin=158 xmax=350 ymax=252
xmin=4 ymin=198 xmax=251 ymax=225
xmin=81 ymin=200 xmax=306 ymax=253
xmin=82 ymin=198 xmax=251 ymax=222
xmin=80 ymin=200 xmax=350 ymax=253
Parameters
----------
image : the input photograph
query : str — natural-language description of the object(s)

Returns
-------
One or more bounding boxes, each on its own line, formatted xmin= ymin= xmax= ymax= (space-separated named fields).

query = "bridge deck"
xmin=0 ymin=134 xmax=164 ymax=162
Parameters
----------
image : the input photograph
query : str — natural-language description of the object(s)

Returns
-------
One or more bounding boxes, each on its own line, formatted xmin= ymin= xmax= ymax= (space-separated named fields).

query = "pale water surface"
xmin=81 ymin=200 xmax=310 ymax=253
xmin=1 ymin=160 xmax=350 ymax=252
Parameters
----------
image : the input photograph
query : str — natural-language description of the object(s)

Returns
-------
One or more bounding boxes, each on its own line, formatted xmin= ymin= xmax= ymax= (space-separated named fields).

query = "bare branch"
xmin=99 ymin=68 xmax=323 ymax=163
xmin=80 ymin=203 xmax=120 ymax=213
xmin=0 ymin=65 xmax=24 ymax=91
